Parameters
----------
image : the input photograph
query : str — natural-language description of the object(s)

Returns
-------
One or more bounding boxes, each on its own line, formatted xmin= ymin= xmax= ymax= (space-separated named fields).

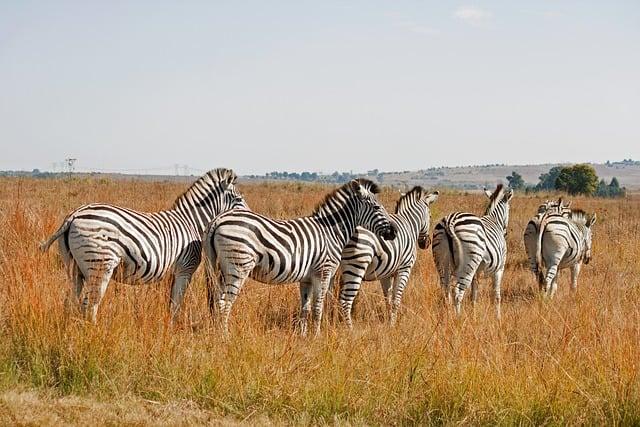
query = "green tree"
xmin=536 ymin=166 xmax=563 ymax=190
xmin=555 ymin=164 xmax=599 ymax=195
xmin=506 ymin=171 xmax=525 ymax=190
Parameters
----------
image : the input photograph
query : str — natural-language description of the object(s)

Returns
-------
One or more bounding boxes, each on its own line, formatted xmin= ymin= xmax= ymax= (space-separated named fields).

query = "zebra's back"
xmin=210 ymin=209 xmax=332 ymax=285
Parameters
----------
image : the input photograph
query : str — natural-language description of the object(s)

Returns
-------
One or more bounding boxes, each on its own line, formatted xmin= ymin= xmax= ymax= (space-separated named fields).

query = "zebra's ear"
xmin=587 ymin=213 xmax=597 ymax=227
xmin=505 ymin=188 xmax=514 ymax=201
xmin=350 ymin=179 xmax=368 ymax=199
xmin=483 ymin=188 xmax=493 ymax=198
xmin=424 ymin=191 xmax=439 ymax=205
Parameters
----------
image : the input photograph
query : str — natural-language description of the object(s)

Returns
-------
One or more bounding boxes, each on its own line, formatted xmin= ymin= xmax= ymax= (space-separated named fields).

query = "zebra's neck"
xmin=396 ymin=202 xmax=427 ymax=240
xmin=313 ymin=191 xmax=359 ymax=246
xmin=172 ymin=200 xmax=213 ymax=236
xmin=484 ymin=202 xmax=509 ymax=231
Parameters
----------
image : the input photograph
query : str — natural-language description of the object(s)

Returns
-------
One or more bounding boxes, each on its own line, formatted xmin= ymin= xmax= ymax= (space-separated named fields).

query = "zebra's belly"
xmin=362 ymin=257 xmax=408 ymax=281
xmin=249 ymin=263 xmax=309 ymax=285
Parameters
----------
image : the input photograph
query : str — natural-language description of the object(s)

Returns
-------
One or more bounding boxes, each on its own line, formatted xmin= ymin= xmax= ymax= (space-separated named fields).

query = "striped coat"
xmin=40 ymin=168 xmax=247 ymax=323
xmin=203 ymin=179 xmax=397 ymax=336
xmin=535 ymin=209 xmax=596 ymax=297
xmin=523 ymin=198 xmax=572 ymax=276
xmin=432 ymin=184 xmax=513 ymax=318
xmin=338 ymin=187 xmax=438 ymax=327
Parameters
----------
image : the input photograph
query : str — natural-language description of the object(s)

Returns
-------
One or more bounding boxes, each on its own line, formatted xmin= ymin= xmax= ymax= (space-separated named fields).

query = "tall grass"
xmin=0 ymin=177 xmax=639 ymax=424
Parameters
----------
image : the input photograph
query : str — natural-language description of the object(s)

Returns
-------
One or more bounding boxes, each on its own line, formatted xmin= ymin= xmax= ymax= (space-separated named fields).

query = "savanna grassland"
xmin=0 ymin=177 xmax=639 ymax=425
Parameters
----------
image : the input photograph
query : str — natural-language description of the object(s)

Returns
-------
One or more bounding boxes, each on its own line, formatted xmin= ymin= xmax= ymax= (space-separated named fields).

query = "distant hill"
xmin=3 ymin=160 xmax=640 ymax=190
xmin=244 ymin=161 xmax=640 ymax=190
xmin=373 ymin=162 xmax=640 ymax=190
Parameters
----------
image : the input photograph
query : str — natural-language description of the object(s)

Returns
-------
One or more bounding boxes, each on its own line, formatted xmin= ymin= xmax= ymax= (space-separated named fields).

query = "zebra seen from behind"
xmin=523 ymin=198 xmax=572 ymax=277
xmin=337 ymin=186 xmax=439 ymax=328
xmin=432 ymin=184 xmax=513 ymax=318
xmin=535 ymin=209 xmax=596 ymax=298
xmin=203 ymin=179 xmax=397 ymax=337
xmin=40 ymin=168 xmax=247 ymax=323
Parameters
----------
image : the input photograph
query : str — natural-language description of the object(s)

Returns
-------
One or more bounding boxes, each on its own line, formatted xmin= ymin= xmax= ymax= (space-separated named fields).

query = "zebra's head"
xmin=396 ymin=187 xmax=439 ymax=249
xmin=172 ymin=168 xmax=248 ymax=233
xmin=483 ymin=184 xmax=514 ymax=230
xmin=578 ymin=212 xmax=597 ymax=264
xmin=348 ymin=179 xmax=397 ymax=241
xmin=537 ymin=198 xmax=572 ymax=216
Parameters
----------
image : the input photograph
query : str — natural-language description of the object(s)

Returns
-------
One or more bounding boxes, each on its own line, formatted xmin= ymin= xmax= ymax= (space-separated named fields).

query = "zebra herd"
xmin=40 ymin=168 xmax=597 ymax=335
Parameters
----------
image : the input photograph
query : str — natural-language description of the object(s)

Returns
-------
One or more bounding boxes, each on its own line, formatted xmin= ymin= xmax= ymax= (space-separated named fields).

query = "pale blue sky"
xmin=1 ymin=1 xmax=638 ymax=175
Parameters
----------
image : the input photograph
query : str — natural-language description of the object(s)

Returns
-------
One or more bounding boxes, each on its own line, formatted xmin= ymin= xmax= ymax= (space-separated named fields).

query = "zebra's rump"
xmin=66 ymin=204 xmax=198 ymax=282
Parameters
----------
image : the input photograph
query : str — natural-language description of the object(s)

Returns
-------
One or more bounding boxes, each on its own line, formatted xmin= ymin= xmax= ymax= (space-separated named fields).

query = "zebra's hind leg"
xmin=471 ymin=275 xmax=479 ymax=306
xmin=299 ymin=281 xmax=312 ymax=337
xmin=389 ymin=269 xmax=411 ymax=326
xmin=570 ymin=263 xmax=581 ymax=293
xmin=79 ymin=264 xmax=116 ymax=324
xmin=492 ymin=268 xmax=504 ymax=320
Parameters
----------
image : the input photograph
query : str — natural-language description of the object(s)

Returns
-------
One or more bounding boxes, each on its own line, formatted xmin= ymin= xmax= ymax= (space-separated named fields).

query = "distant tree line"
xmin=511 ymin=164 xmax=626 ymax=198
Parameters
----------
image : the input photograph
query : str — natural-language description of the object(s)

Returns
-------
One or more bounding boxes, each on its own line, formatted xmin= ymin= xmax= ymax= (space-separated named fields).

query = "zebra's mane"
xmin=568 ymin=209 xmax=590 ymax=225
xmin=395 ymin=186 xmax=424 ymax=214
xmin=171 ymin=168 xmax=237 ymax=209
xmin=484 ymin=184 xmax=505 ymax=216
xmin=313 ymin=178 xmax=380 ymax=215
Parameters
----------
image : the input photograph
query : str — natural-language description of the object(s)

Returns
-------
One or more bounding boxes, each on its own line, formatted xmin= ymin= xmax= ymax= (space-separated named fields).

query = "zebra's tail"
xmin=444 ymin=216 xmax=464 ymax=277
xmin=202 ymin=222 xmax=222 ymax=317
xmin=535 ymin=214 xmax=549 ymax=286
xmin=40 ymin=215 xmax=74 ymax=253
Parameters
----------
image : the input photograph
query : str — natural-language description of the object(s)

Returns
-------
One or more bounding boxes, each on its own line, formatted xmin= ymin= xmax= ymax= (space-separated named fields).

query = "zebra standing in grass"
xmin=535 ymin=209 xmax=596 ymax=297
xmin=40 ymin=168 xmax=247 ymax=323
xmin=203 ymin=179 xmax=397 ymax=337
xmin=432 ymin=184 xmax=513 ymax=318
xmin=523 ymin=198 xmax=572 ymax=276
xmin=337 ymin=186 xmax=439 ymax=328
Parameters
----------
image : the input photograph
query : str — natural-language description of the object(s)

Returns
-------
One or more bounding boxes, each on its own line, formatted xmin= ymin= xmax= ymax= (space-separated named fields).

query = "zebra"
xmin=523 ymin=198 xmax=572 ymax=277
xmin=337 ymin=186 xmax=439 ymax=328
xmin=535 ymin=209 xmax=596 ymax=297
xmin=202 ymin=179 xmax=397 ymax=337
xmin=432 ymin=184 xmax=513 ymax=318
xmin=39 ymin=168 xmax=247 ymax=323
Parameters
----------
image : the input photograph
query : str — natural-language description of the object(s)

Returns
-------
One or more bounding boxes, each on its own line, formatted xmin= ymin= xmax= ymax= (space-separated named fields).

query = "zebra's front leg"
xmin=169 ymin=270 xmax=194 ymax=325
xmin=339 ymin=270 xmax=365 ymax=330
xmin=570 ymin=263 xmax=581 ymax=293
xmin=492 ymin=268 xmax=504 ymax=320
xmin=380 ymin=277 xmax=394 ymax=322
xmin=389 ymin=270 xmax=411 ymax=326
xmin=311 ymin=270 xmax=334 ymax=337
xmin=298 ymin=281 xmax=312 ymax=337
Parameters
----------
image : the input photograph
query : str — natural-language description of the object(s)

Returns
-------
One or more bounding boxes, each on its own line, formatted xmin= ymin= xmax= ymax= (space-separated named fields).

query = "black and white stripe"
xmin=40 ymin=168 xmax=247 ymax=322
xmin=203 ymin=179 xmax=397 ymax=336
xmin=523 ymin=198 xmax=572 ymax=277
xmin=535 ymin=209 xmax=596 ymax=297
xmin=432 ymin=184 xmax=513 ymax=318
xmin=337 ymin=187 xmax=438 ymax=327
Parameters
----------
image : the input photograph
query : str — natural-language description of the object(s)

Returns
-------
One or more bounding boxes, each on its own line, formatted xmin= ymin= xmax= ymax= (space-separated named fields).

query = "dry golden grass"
xmin=0 ymin=176 xmax=639 ymax=425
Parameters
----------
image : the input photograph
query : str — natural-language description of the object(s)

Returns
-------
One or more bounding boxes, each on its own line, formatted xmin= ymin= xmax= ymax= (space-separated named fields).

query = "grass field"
xmin=0 ymin=177 xmax=638 ymax=425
